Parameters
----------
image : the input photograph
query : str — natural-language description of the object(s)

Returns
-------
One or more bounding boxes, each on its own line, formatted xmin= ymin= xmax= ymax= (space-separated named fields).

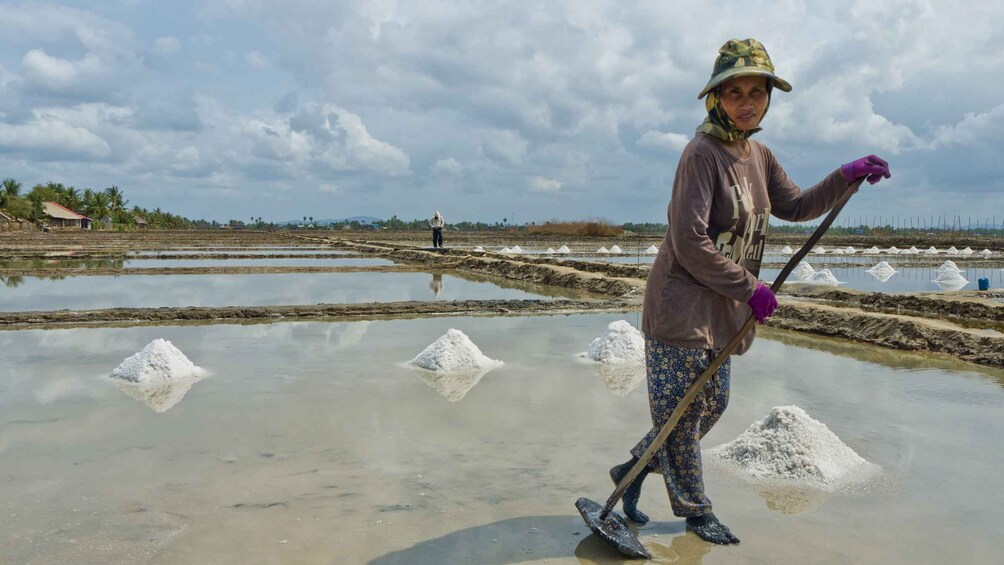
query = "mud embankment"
xmin=782 ymin=286 xmax=1004 ymax=326
xmin=0 ymin=298 xmax=632 ymax=330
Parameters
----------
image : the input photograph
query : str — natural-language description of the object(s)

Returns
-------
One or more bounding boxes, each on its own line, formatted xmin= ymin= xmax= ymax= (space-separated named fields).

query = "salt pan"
xmin=584 ymin=320 xmax=645 ymax=364
xmin=409 ymin=329 xmax=503 ymax=372
xmin=645 ymin=245 xmax=659 ymax=254
xmin=112 ymin=339 xmax=204 ymax=383
xmin=706 ymin=406 xmax=873 ymax=488
xmin=557 ymin=245 xmax=571 ymax=254
xmin=609 ymin=245 xmax=623 ymax=254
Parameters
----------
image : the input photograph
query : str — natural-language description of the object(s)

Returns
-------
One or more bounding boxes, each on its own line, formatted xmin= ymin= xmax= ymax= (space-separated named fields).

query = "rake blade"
xmin=575 ymin=497 xmax=651 ymax=559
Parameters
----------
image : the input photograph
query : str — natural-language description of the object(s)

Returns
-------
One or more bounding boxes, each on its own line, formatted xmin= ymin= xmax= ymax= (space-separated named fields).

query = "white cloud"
xmin=245 ymin=50 xmax=270 ymax=70
xmin=637 ymin=130 xmax=690 ymax=151
xmin=528 ymin=176 xmax=562 ymax=193
xmin=0 ymin=114 xmax=111 ymax=159
xmin=319 ymin=183 xmax=339 ymax=194
xmin=431 ymin=157 xmax=462 ymax=176
xmin=152 ymin=36 xmax=181 ymax=56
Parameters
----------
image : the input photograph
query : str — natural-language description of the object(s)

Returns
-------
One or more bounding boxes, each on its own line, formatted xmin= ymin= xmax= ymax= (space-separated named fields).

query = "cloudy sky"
xmin=0 ymin=0 xmax=1001 ymax=225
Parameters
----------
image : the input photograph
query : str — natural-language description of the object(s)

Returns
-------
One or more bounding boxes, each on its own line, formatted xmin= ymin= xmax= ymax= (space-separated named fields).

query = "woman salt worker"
xmin=607 ymin=38 xmax=891 ymax=544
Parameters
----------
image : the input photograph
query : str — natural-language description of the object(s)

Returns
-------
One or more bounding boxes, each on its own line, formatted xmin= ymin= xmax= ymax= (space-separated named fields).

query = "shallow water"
xmin=1 ymin=314 xmax=1000 ymax=564
xmin=762 ymin=266 xmax=1003 ymax=292
xmin=1 ymin=257 xmax=396 ymax=269
xmin=130 ymin=248 xmax=351 ymax=256
xmin=0 ymin=271 xmax=582 ymax=311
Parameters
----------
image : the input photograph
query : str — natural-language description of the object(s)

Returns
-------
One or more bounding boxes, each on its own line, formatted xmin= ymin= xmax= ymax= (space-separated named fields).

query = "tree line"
xmin=0 ymin=179 xmax=193 ymax=229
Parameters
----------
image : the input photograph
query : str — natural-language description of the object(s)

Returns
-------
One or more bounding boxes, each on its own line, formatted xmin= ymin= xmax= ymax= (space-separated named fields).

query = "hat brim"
xmin=698 ymin=68 xmax=792 ymax=99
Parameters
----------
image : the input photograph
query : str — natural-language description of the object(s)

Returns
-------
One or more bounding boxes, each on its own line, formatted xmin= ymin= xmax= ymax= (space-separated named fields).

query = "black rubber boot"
xmin=609 ymin=457 xmax=651 ymax=524
xmin=686 ymin=512 xmax=740 ymax=544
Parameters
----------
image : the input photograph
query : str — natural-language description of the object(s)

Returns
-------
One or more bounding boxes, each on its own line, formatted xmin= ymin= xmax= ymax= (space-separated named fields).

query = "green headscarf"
xmin=695 ymin=85 xmax=772 ymax=142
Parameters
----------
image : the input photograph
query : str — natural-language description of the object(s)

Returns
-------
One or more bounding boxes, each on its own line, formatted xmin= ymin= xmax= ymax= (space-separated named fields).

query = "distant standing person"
xmin=430 ymin=211 xmax=445 ymax=248
xmin=605 ymin=38 xmax=891 ymax=545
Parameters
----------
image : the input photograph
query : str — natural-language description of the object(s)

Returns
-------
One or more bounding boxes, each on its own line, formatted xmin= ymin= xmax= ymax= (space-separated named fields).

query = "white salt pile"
xmin=885 ymin=246 xmax=900 ymax=254
xmin=499 ymin=247 xmax=513 ymax=254
xmin=609 ymin=245 xmax=623 ymax=254
xmin=947 ymin=246 xmax=959 ymax=255
xmin=925 ymin=246 xmax=939 ymax=254
xmin=960 ymin=247 xmax=974 ymax=255
xmin=409 ymin=329 xmax=503 ymax=372
xmin=864 ymin=246 xmax=880 ymax=254
xmin=706 ymin=406 xmax=874 ymax=489
xmin=831 ymin=248 xmax=845 ymax=255
xmin=557 ymin=245 xmax=571 ymax=254
xmin=936 ymin=260 xmax=962 ymax=276
xmin=780 ymin=245 xmax=793 ymax=254
xmin=812 ymin=246 xmax=826 ymax=254
xmin=510 ymin=245 xmax=524 ymax=254
xmin=596 ymin=246 xmax=609 ymax=254
xmin=866 ymin=261 xmax=897 ymax=282
xmin=473 ymin=246 xmax=485 ymax=252
xmin=792 ymin=261 xmax=816 ymax=281
xmin=807 ymin=268 xmax=841 ymax=286
xmin=583 ymin=320 xmax=645 ymax=364
xmin=843 ymin=246 xmax=856 ymax=254
xmin=645 ymin=245 xmax=659 ymax=254
xmin=979 ymin=249 xmax=992 ymax=256
xmin=112 ymin=339 xmax=205 ymax=383
xmin=906 ymin=246 xmax=919 ymax=254
xmin=545 ymin=248 xmax=556 ymax=254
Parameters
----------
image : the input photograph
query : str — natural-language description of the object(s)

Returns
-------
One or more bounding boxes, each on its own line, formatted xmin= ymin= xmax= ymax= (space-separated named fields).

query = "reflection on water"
xmin=429 ymin=273 xmax=443 ymax=298
xmin=763 ymin=266 xmax=1002 ymax=292
xmin=0 ymin=271 xmax=587 ymax=311
xmin=593 ymin=362 xmax=646 ymax=397
xmin=753 ymin=485 xmax=832 ymax=515
xmin=411 ymin=367 xmax=491 ymax=402
xmin=109 ymin=374 xmax=203 ymax=413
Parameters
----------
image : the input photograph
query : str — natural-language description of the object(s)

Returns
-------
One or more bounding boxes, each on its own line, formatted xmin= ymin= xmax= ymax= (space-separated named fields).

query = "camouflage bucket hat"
xmin=698 ymin=38 xmax=791 ymax=99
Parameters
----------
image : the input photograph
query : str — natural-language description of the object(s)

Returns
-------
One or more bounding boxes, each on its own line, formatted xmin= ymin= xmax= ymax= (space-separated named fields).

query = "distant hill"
xmin=280 ymin=215 xmax=381 ymax=225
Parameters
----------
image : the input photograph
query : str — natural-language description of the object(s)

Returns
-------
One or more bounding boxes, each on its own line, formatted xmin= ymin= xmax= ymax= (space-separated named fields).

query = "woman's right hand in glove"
xmin=747 ymin=281 xmax=778 ymax=325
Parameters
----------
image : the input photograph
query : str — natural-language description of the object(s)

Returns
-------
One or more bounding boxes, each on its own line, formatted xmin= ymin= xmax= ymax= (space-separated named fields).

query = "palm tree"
xmin=1 ymin=178 xmax=21 ymax=207
xmin=104 ymin=186 xmax=127 ymax=222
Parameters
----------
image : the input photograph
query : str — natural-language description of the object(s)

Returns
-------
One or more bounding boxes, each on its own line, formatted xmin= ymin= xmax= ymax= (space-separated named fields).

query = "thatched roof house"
xmin=43 ymin=202 xmax=91 ymax=229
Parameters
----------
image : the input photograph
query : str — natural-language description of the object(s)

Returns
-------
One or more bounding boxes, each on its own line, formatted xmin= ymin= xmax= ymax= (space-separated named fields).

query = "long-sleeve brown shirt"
xmin=642 ymin=133 xmax=856 ymax=355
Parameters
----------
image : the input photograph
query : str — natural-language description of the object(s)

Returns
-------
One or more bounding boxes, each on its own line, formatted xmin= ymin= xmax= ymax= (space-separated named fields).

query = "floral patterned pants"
xmin=629 ymin=339 xmax=731 ymax=517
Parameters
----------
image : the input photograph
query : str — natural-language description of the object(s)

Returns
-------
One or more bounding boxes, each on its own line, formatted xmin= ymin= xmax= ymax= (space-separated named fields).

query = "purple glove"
xmin=841 ymin=155 xmax=891 ymax=185
xmin=747 ymin=281 xmax=778 ymax=325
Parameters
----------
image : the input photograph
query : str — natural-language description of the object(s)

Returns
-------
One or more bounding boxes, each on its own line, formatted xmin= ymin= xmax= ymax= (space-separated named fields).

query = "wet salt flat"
xmin=0 ymin=272 xmax=583 ymax=312
xmin=762 ymin=266 xmax=1003 ymax=293
xmin=573 ymin=255 xmax=657 ymax=264
xmin=130 ymin=248 xmax=351 ymax=256
xmin=0 ymin=314 xmax=1000 ymax=564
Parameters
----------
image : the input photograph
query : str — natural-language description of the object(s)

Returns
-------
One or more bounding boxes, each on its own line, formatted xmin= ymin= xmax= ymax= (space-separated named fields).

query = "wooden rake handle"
xmin=599 ymin=179 xmax=861 ymax=519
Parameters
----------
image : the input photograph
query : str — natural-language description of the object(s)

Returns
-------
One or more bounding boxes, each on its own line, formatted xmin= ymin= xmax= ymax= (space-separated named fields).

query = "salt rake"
xmin=575 ymin=180 xmax=862 ymax=559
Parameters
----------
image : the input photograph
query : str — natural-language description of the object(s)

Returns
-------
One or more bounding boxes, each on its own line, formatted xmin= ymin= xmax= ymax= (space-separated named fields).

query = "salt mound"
xmin=936 ymin=260 xmax=962 ymax=276
xmin=645 ymin=245 xmax=659 ymax=254
xmin=112 ymin=339 xmax=204 ymax=383
xmin=596 ymin=246 xmax=609 ymax=254
xmin=843 ymin=246 xmax=856 ymax=254
xmin=473 ymin=246 xmax=485 ymax=252
xmin=831 ymin=248 xmax=845 ymax=255
xmin=979 ymin=249 xmax=992 ymax=256
xmin=707 ymin=406 xmax=871 ymax=488
xmin=584 ymin=320 xmax=644 ymax=364
xmin=906 ymin=246 xmax=919 ymax=254
xmin=808 ymin=268 xmax=841 ymax=286
xmin=780 ymin=246 xmax=793 ymax=254
xmin=812 ymin=246 xmax=825 ymax=254
xmin=545 ymin=248 xmax=556 ymax=254
xmin=885 ymin=246 xmax=900 ymax=254
xmin=867 ymin=261 xmax=896 ymax=274
xmin=499 ymin=247 xmax=512 ymax=253
xmin=409 ymin=329 xmax=503 ymax=372
xmin=557 ymin=245 xmax=571 ymax=254
xmin=960 ymin=247 xmax=973 ymax=255
xmin=947 ymin=246 xmax=959 ymax=255
xmin=792 ymin=261 xmax=816 ymax=281
xmin=925 ymin=246 xmax=939 ymax=254
xmin=510 ymin=245 xmax=524 ymax=254
xmin=609 ymin=245 xmax=623 ymax=254
xmin=934 ymin=270 xmax=968 ymax=283
xmin=864 ymin=246 xmax=880 ymax=254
